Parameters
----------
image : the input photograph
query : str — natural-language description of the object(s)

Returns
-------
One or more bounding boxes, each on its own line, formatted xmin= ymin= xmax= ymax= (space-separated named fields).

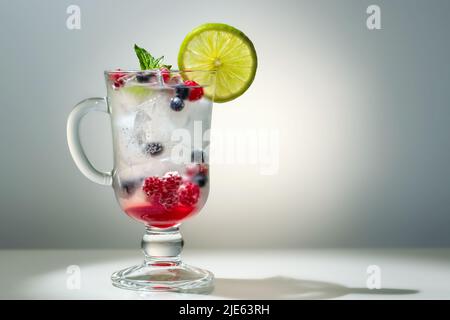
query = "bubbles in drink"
xmin=108 ymin=73 xmax=212 ymax=228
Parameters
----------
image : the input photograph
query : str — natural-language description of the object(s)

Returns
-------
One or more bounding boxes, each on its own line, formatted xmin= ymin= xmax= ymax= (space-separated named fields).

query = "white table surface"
xmin=1 ymin=249 xmax=449 ymax=299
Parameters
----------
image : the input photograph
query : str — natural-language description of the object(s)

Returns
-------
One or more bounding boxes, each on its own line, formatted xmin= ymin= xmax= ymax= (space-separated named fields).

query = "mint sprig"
xmin=134 ymin=44 xmax=170 ymax=70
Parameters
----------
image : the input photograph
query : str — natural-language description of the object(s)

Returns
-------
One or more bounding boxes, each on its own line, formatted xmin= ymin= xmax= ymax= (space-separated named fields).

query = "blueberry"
xmin=175 ymin=84 xmax=190 ymax=100
xmin=170 ymin=96 xmax=185 ymax=111
xmin=193 ymin=173 xmax=208 ymax=187
xmin=136 ymin=72 xmax=154 ymax=83
xmin=191 ymin=150 xmax=205 ymax=163
xmin=121 ymin=180 xmax=138 ymax=196
xmin=144 ymin=142 xmax=163 ymax=155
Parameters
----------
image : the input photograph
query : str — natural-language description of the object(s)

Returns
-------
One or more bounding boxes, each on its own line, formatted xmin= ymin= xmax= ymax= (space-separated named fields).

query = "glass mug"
xmin=67 ymin=70 xmax=216 ymax=292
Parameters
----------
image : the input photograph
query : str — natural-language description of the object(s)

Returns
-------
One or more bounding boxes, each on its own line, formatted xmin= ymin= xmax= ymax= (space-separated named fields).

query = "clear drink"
xmin=107 ymin=70 xmax=213 ymax=228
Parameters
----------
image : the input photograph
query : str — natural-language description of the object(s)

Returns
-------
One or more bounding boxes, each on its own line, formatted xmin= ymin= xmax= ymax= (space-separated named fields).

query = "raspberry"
xmin=160 ymin=67 xmax=170 ymax=83
xmin=178 ymin=182 xmax=200 ymax=207
xmin=162 ymin=172 xmax=182 ymax=192
xmin=198 ymin=164 xmax=208 ymax=175
xmin=186 ymin=164 xmax=199 ymax=177
xmin=184 ymin=80 xmax=204 ymax=101
xmin=109 ymin=69 xmax=126 ymax=89
xmin=142 ymin=177 xmax=163 ymax=199
xmin=186 ymin=164 xmax=208 ymax=177
xmin=159 ymin=172 xmax=182 ymax=208
xmin=142 ymin=172 xmax=200 ymax=209
xmin=160 ymin=191 xmax=179 ymax=209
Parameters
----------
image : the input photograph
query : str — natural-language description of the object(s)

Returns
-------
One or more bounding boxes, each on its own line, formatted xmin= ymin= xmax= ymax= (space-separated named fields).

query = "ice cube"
xmin=152 ymin=89 xmax=191 ymax=127
xmin=133 ymin=91 xmax=190 ymax=141
xmin=113 ymin=89 xmax=197 ymax=167
xmin=133 ymin=109 xmax=152 ymax=145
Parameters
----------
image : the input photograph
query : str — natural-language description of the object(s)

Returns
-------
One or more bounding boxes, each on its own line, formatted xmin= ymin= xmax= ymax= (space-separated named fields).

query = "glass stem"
xmin=141 ymin=226 xmax=184 ymax=266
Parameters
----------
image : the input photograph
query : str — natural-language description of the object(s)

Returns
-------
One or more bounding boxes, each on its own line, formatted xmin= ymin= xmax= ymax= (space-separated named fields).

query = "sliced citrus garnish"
xmin=178 ymin=23 xmax=257 ymax=103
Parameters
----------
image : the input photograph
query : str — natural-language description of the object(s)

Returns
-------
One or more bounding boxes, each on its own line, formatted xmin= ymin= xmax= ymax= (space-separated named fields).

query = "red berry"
xmin=143 ymin=176 xmax=163 ymax=199
xmin=186 ymin=164 xmax=199 ymax=177
xmin=178 ymin=182 xmax=200 ymax=207
xmin=160 ymin=67 xmax=170 ymax=83
xmin=109 ymin=69 xmax=126 ymax=89
xmin=198 ymin=164 xmax=208 ymax=175
xmin=162 ymin=172 xmax=182 ymax=192
xmin=160 ymin=191 xmax=178 ymax=209
xmin=184 ymin=80 xmax=204 ymax=101
xmin=143 ymin=172 xmax=200 ymax=209
xmin=185 ymin=164 xmax=209 ymax=177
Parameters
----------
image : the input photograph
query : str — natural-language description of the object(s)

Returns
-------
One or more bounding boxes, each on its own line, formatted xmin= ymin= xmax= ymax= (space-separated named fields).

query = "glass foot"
xmin=111 ymin=262 xmax=214 ymax=293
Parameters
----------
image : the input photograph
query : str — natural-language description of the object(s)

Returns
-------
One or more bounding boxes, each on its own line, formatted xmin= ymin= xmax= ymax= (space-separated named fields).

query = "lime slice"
xmin=178 ymin=23 xmax=257 ymax=103
xmin=120 ymin=85 xmax=154 ymax=105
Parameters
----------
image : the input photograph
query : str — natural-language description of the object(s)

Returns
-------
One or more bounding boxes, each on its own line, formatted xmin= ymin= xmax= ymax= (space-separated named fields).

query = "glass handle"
xmin=66 ymin=97 xmax=112 ymax=186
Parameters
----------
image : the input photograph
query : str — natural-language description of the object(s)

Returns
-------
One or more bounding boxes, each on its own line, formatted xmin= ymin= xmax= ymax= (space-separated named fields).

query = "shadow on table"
xmin=212 ymin=276 xmax=419 ymax=299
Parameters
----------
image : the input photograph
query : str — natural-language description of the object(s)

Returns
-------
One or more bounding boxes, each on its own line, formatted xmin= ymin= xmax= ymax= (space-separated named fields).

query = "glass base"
xmin=111 ymin=262 xmax=214 ymax=293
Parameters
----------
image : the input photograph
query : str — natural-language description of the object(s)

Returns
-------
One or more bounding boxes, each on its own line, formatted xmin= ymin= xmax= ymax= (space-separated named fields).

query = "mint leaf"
xmin=134 ymin=44 xmax=152 ymax=69
xmin=134 ymin=44 xmax=167 ymax=70
xmin=154 ymin=56 xmax=164 ymax=66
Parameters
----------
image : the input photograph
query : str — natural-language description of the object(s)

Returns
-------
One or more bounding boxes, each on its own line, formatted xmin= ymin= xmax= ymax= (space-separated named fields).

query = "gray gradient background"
xmin=1 ymin=0 xmax=449 ymax=249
